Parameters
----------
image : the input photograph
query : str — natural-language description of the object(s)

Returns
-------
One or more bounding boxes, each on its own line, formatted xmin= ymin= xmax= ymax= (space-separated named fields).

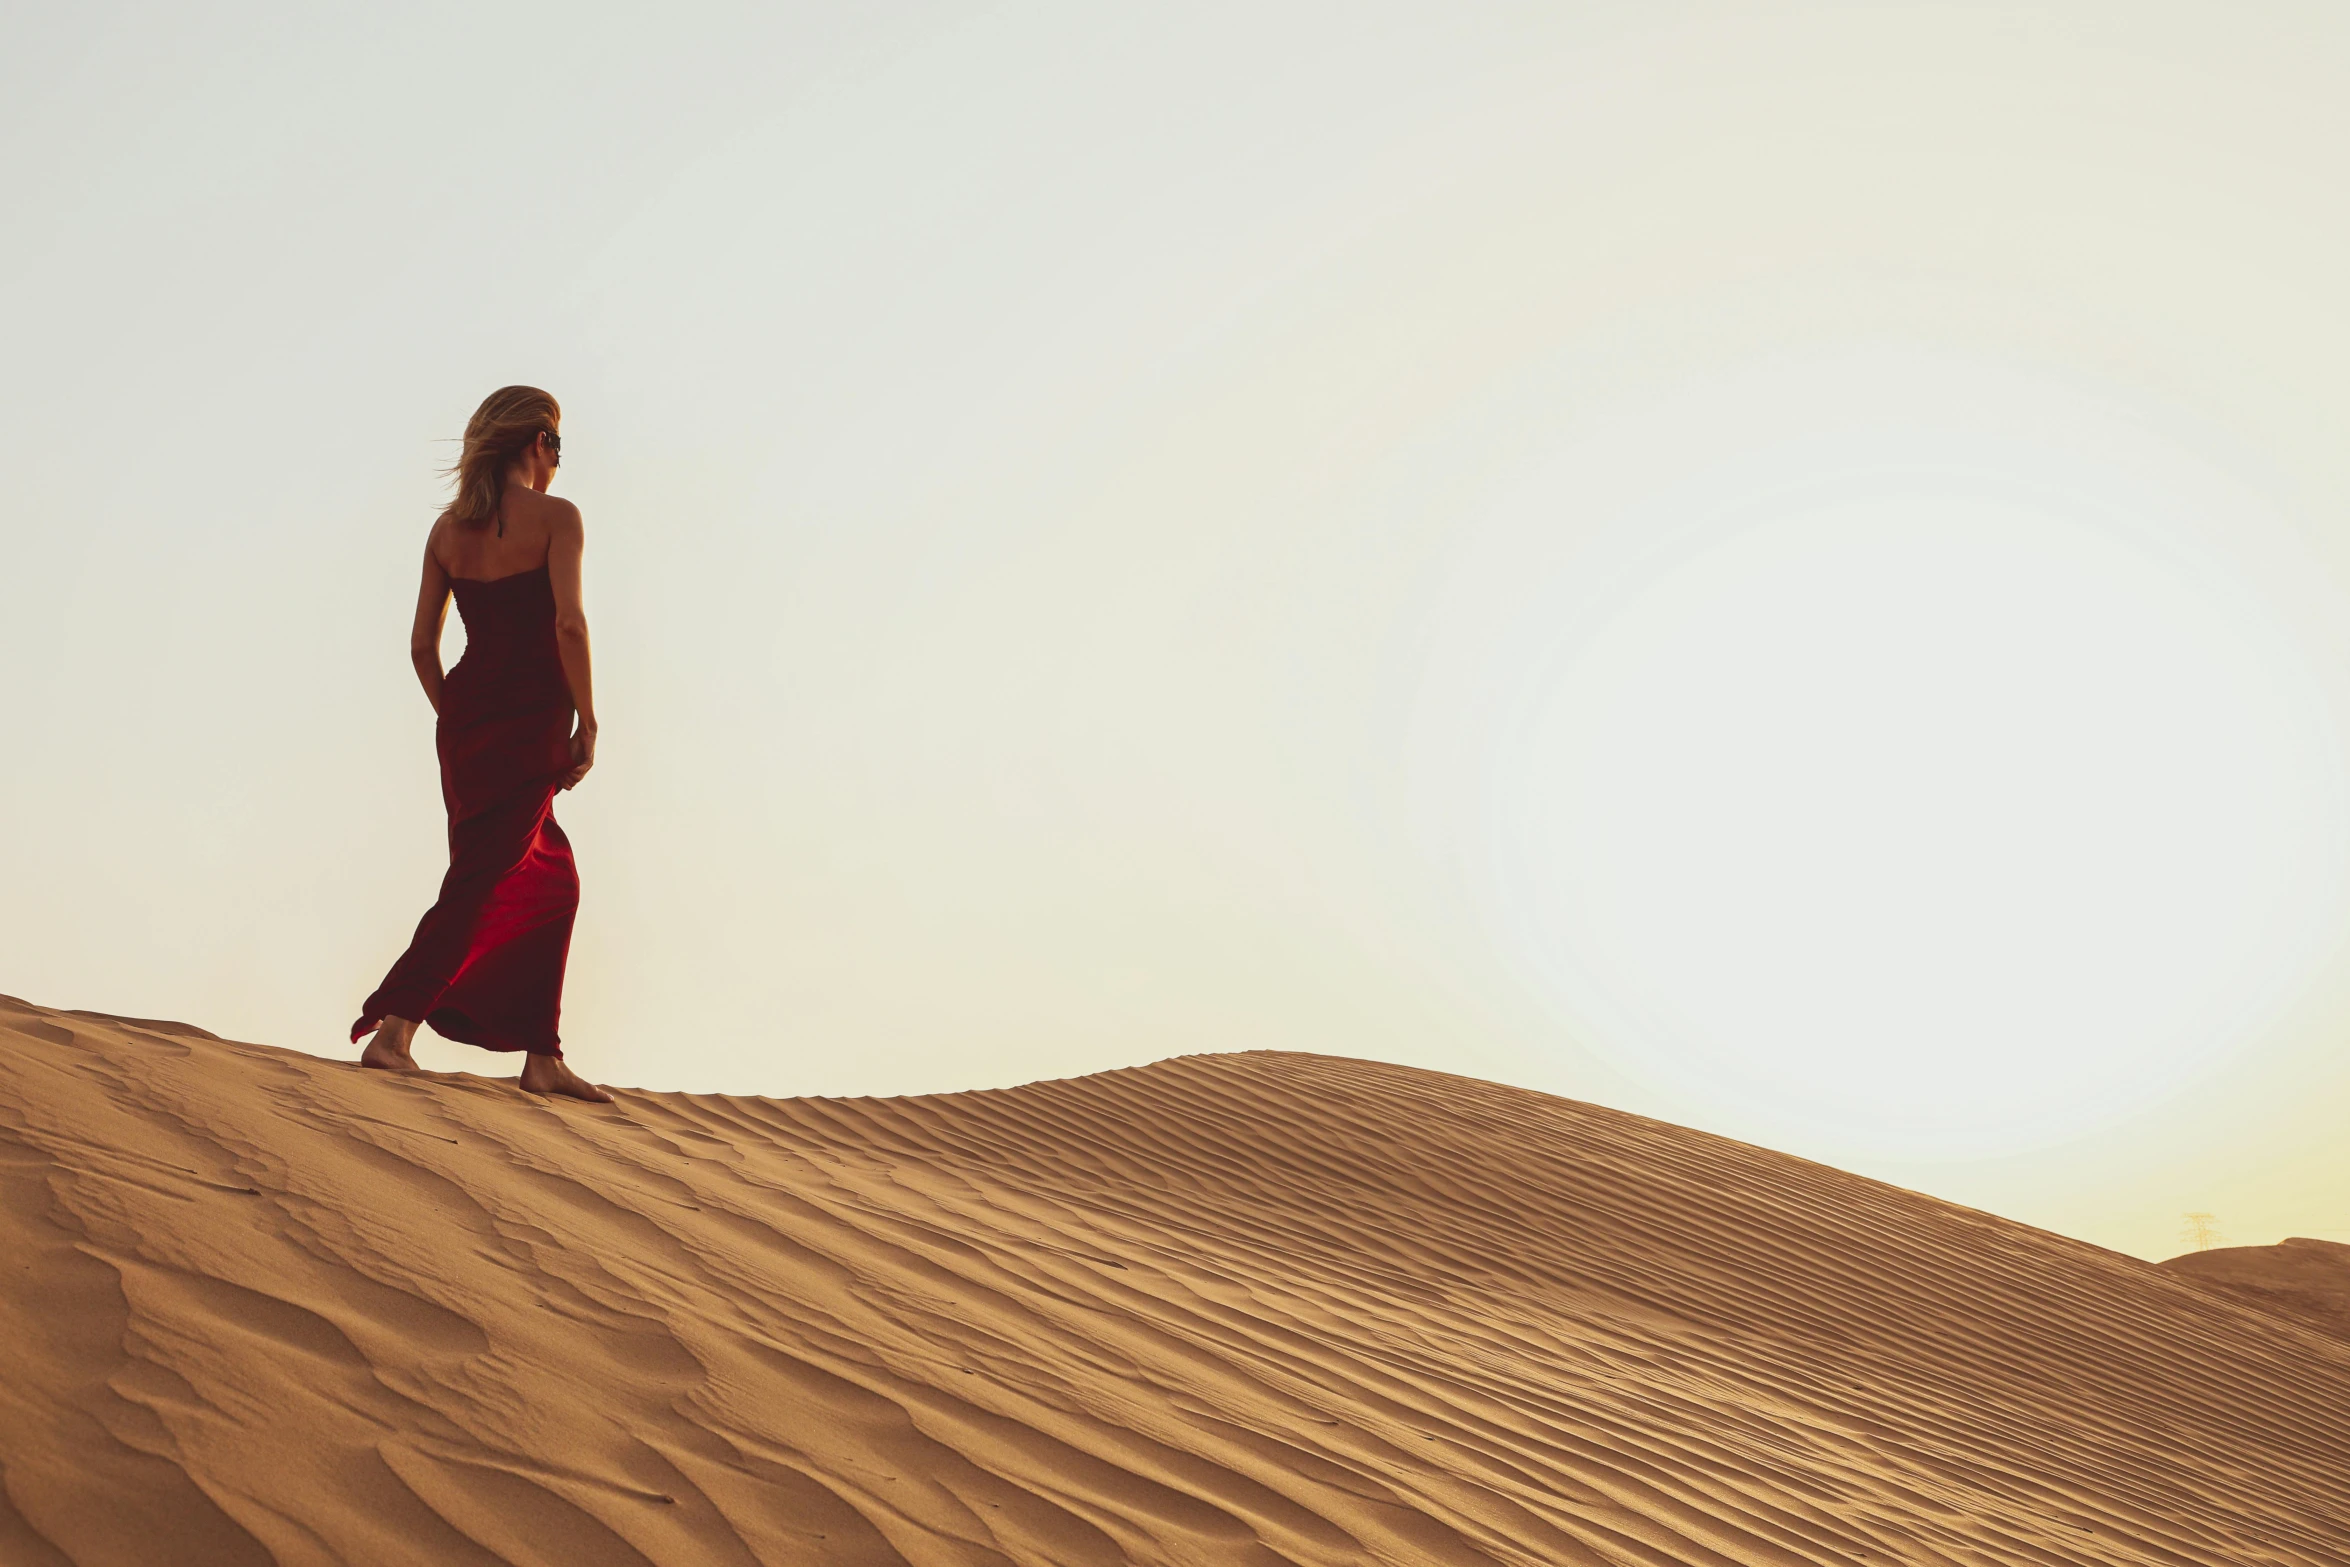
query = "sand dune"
xmin=2160 ymin=1237 xmax=2350 ymax=1347
xmin=1 ymin=994 xmax=2345 ymax=1566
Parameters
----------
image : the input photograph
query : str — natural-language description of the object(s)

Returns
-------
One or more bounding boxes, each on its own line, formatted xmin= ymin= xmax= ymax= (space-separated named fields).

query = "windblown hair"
xmin=446 ymin=386 xmax=560 ymax=534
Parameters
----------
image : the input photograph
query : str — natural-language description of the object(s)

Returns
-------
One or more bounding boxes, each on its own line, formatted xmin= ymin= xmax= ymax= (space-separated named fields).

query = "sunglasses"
xmin=542 ymin=429 xmax=562 ymax=461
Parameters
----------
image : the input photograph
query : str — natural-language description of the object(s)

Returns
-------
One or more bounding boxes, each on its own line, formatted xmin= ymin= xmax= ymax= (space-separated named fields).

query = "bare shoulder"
xmin=520 ymin=488 xmax=583 ymax=540
xmin=423 ymin=510 xmax=457 ymax=568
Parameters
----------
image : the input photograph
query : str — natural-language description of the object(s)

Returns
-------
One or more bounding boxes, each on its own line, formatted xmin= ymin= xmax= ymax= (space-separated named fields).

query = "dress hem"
xmin=350 ymin=1008 xmax=563 ymax=1059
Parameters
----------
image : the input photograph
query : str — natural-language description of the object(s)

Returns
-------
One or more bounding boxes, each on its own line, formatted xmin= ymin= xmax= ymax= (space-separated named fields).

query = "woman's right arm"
xmin=545 ymin=501 xmax=596 ymax=789
xmin=409 ymin=534 xmax=451 ymax=715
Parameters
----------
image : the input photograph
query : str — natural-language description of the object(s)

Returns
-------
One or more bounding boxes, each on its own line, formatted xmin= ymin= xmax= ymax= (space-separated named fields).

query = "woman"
xmin=352 ymin=386 xmax=612 ymax=1102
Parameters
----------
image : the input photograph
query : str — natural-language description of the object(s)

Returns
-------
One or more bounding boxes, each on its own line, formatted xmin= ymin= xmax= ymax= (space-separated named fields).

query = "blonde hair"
xmin=447 ymin=386 xmax=560 ymax=534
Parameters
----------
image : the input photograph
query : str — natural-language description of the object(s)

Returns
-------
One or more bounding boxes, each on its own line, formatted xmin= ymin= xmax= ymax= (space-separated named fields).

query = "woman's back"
xmin=433 ymin=485 xmax=568 ymax=582
xmin=447 ymin=567 xmax=562 ymax=688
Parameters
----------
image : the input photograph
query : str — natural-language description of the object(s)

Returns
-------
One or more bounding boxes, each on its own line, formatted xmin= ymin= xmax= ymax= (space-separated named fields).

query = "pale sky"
xmin=8 ymin=1 xmax=2350 ymax=1262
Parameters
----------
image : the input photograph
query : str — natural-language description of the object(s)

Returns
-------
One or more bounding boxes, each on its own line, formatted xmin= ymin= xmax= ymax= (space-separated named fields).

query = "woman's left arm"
xmin=409 ymin=535 xmax=452 ymax=714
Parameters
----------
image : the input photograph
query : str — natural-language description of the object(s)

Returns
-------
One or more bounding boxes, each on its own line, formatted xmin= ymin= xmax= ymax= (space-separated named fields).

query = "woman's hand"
xmin=564 ymin=721 xmax=597 ymax=790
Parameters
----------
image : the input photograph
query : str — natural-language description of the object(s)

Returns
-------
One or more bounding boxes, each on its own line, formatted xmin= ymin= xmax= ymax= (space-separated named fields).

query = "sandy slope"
xmin=2160 ymin=1238 xmax=2350 ymax=1347
xmin=1 ymin=995 xmax=2345 ymax=1567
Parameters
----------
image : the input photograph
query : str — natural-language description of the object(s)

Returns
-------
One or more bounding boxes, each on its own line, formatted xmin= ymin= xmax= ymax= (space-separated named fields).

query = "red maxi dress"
xmin=353 ymin=564 xmax=579 ymax=1057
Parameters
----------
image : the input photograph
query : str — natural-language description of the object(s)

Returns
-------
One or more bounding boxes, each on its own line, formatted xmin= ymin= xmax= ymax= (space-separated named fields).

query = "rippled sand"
xmin=2159 ymin=1235 xmax=2350 ymax=1347
xmin=2 ymin=993 xmax=2345 ymax=1565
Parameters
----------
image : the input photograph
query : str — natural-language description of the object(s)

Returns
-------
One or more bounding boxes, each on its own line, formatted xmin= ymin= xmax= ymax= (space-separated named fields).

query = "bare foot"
xmin=359 ymin=1018 xmax=423 ymax=1074
xmin=519 ymin=1054 xmax=614 ymax=1104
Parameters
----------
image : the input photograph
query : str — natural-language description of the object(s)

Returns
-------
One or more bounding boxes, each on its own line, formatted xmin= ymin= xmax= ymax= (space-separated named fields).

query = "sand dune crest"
xmin=2 ymin=992 xmax=2345 ymax=1565
xmin=2160 ymin=1237 xmax=2350 ymax=1346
